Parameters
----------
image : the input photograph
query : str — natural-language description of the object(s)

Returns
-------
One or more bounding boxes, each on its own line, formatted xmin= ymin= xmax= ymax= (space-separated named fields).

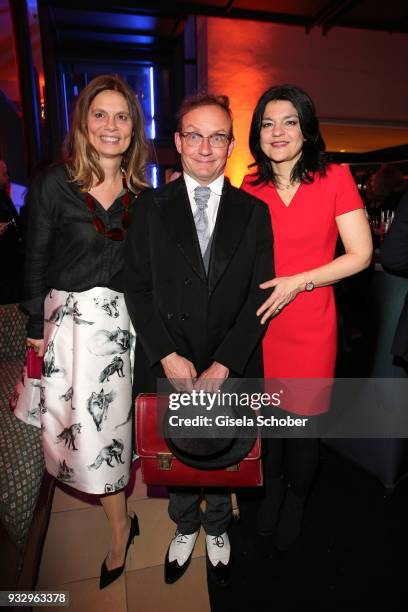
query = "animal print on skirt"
xmin=13 ymin=287 xmax=135 ymax=494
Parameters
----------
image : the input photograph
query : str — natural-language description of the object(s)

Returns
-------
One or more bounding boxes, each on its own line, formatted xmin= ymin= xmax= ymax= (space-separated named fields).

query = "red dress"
xmin=242 ymin=164 xmax=363 ymax=414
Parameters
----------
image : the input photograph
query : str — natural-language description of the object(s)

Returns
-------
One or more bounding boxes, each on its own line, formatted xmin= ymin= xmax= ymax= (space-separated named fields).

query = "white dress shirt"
xmin=184 ymin=173 xmax=224 ymax=237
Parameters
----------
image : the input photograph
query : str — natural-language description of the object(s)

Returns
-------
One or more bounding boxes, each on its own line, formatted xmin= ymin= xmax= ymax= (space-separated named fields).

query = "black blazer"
xmin=124 ymin=176 xmax=274 ymax=392
xmin=381 ymin=190 xmax=408 ymax=361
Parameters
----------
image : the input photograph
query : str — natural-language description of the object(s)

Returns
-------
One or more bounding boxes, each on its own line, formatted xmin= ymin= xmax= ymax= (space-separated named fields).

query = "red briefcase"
xmin=135 ymin=393 xmax=263 ymax=487
xmin=26 ymin=347 xmax=43 ymax=379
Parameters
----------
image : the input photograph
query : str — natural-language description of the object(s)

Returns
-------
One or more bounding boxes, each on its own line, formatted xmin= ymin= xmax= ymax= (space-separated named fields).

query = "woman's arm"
xmin=21 ymin=173 xmax=56 ymax=339
xmin=257 ymin=208 xmax=373 ymax=323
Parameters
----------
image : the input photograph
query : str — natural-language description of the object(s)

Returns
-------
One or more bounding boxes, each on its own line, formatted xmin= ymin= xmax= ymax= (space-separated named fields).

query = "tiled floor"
xmin=37 ymin=464 xmax=210 ymax=611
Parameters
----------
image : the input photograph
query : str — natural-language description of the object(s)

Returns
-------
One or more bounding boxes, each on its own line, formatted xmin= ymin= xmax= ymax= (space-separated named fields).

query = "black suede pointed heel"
xmin=276 ymin=488 xmax=306 ymax=551
xmin=99 ymin=514 xmax=140 ymax=589
xmin=257 ymin=477 xmax=285 ymax=536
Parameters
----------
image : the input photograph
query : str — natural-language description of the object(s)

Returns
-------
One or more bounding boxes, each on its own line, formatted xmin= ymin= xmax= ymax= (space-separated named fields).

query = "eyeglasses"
xmin=85 ymin=176 xmax=131 ymax=241
xmin=179 ymin=132 xmax=232 ymax=148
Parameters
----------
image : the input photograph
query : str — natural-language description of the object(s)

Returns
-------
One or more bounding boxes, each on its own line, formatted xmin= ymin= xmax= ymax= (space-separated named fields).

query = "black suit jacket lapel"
xmin=208 ymin=179 xmax=253 ymax=294
xmin=154 ymin=177 xmax=206 ymax=282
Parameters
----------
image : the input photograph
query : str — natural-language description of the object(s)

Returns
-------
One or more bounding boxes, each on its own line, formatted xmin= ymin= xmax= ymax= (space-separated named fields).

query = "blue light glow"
xmin=26 ymin=0 xmax=38 ymax=12
xmin=149 ymin=66 xmax=156 ymax=140
xmin=151 ymin=165 xmax=158 ymax=188
xmin=10 ymin=183 xmax=27 ymax=211
xmin=61 ymin=72 xmax=69 ymax=132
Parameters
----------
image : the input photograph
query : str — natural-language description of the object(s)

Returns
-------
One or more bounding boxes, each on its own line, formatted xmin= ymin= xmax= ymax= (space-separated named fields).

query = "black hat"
xmin=162 ymin=390 xmax=257 ymax=470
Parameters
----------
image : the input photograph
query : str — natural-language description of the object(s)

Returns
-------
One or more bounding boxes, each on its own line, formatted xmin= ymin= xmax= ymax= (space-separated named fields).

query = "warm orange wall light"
xmin=39 ymin=72 xmax=45 ymax=119
xmin=218 ymin=74 xmax=264 ymax=187
xmin=203 ymin=15 xmax=408 ymax=184
xmin=227 ymin=109 xmax=254 ymax=187
xmin=204 ymin=20 xmax=275 ymax=187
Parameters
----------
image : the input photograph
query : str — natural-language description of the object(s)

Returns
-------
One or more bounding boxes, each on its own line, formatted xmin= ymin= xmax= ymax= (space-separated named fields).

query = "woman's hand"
xmin=256 ymin=274 xmax=306 ymax=324
xmin=26 ymin=338 xmax=45 ymax=357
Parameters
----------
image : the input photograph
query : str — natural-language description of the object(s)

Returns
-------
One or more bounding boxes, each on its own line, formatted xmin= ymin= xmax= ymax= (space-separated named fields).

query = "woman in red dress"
xmin=242 ymin=85 xmax=372 ymax=549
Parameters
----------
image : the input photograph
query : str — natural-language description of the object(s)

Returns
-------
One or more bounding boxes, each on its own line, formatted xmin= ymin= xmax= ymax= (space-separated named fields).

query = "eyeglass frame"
xmin=178 ymin=131 xmax=233 ymax=148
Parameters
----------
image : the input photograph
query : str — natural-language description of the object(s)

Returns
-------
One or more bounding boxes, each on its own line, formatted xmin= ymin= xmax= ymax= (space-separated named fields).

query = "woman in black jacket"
xmin=14 ymin=75 xmax=148 ymax=589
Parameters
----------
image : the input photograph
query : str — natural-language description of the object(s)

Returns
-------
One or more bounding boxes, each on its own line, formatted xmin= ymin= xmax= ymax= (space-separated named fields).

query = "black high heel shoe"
xmin=99 ymin=514 xmax=140 ymax=589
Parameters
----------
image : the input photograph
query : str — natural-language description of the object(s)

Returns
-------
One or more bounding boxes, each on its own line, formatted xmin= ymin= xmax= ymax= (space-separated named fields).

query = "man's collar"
xmin=183 ymin=172 xmax=224 ymax=197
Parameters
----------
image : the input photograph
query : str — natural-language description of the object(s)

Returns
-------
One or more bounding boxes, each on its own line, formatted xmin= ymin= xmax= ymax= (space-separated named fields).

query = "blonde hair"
xmin=64 ymin=75 xmax=149 ymax=192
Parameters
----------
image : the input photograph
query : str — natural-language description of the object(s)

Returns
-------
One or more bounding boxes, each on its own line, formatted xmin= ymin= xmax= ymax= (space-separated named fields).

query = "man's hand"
xmin=194 ymin=361 xmax=229 ymax=393
xmin=161 ymin=352 xmax=197 ymax=391
xmin=26 ymin=338 xmax=45 ymax=357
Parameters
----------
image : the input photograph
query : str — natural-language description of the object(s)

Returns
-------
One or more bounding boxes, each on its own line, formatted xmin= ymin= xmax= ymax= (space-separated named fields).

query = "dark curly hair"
xmin=249 ymin=84 xmax=328 ymax=186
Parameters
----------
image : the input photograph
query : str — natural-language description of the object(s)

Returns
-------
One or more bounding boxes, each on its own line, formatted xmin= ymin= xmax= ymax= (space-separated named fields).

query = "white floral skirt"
xmin=13 ymin=287 xmax=135 ymax=495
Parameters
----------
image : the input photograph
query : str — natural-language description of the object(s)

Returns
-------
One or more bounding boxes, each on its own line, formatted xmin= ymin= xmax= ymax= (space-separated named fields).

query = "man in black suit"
xmin=124 ymin=93 xmax=273 ymax=585
xmin=381 ymin=190 xmax=408 ymax=362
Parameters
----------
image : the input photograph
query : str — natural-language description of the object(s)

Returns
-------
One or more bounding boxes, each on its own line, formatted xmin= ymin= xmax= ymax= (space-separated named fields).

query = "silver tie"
xmin=193 ymin=186 xmax=211 ymax=256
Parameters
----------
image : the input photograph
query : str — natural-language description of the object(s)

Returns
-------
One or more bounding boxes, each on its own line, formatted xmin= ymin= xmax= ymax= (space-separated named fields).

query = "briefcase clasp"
xmin=226 ymin=463 xmax=239 ymax=472
xmin=157 ymin=452 xmax=173 ymax=470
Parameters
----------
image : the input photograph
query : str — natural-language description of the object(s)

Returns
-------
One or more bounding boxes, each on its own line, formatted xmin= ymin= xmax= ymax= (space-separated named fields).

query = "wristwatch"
xmin=305 ymin=280 xmax=315 ymax=291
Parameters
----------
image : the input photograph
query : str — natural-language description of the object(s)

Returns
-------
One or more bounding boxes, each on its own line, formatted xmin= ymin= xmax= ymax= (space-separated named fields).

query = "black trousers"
xmin=263 ymin=437 xmax=319 ymax=497
xmin=168 ymin=487 xmax=231 ymax=536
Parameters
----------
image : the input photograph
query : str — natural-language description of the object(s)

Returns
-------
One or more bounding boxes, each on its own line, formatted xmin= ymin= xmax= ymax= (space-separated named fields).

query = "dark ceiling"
xmin=42 ymin=0 xmax=408 ymax=56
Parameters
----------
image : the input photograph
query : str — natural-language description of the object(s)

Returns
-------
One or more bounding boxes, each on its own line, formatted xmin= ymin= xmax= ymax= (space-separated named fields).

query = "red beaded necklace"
xmin=85 ymin=175 xmax=131 ymax=241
